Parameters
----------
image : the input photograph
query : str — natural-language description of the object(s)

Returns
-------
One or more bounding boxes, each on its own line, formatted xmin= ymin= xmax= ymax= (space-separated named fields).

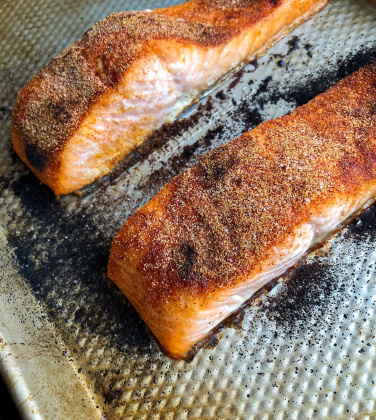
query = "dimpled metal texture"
xmin=1 ymin=0 xmax=376 ymax=419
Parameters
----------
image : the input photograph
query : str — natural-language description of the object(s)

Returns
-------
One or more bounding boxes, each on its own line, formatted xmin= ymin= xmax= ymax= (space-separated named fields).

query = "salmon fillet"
xmin=11 ymin=0 xmax=328 ymax=196
xmin=108 ymin=61 xmax=376 ymax=360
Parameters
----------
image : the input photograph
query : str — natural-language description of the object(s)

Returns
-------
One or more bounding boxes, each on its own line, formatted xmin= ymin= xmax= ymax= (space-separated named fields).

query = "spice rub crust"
xmin=11 ymin=0 xmax=316 ymax=179
xmin=109 ymin=61 xmax=376 ymax=304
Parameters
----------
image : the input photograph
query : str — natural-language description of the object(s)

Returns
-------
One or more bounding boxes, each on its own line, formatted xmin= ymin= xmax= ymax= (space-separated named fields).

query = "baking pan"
xmin=1 ymin=0 xmax=376 ymax=418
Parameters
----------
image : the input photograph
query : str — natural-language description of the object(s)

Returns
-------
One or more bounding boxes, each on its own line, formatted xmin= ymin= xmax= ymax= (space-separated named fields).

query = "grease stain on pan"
xmin=6 ymin=174 xmax=154 ymax=356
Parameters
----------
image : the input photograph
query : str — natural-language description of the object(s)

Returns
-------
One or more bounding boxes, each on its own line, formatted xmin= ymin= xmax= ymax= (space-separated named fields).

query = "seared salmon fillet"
xmin=108 ymin=61 xmax=376 ymax=360
xmin=11 ymin=0 xmax=328 ymax=196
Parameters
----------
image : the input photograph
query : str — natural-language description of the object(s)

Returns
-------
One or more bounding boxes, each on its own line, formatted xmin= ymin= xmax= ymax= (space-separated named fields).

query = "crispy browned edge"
xmin=11 ymin=0 xmax=328 ymax=194
xmin=108 ymin=61 xmax=376 ymax=358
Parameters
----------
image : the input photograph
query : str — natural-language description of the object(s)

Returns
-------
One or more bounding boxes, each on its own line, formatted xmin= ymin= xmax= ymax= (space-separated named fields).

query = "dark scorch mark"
xmin=7 ymin=174 xmax=154 ymax=355
xmin=25 ymin=145 xmax=47 ymax=172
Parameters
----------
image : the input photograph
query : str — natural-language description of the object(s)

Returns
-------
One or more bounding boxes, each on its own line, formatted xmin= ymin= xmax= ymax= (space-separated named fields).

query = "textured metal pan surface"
xmin=1 ymin=0 xmax=376 ymax=419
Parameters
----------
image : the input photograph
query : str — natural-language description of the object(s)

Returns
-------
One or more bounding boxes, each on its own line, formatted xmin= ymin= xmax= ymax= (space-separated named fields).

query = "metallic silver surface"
xmin=1 ymin=1 xmax=376 ymax=419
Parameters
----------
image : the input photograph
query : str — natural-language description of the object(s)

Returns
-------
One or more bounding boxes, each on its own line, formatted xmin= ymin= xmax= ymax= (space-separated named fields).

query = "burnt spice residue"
xmin=286 ymin=35 xmax=300 ymax=55
xmin=344 ymin=204 xmax=376 ymax=242
xmin=228 ymin=68 xmax=245 ymax=90
xmin=280 ymin=46 xmax=376 ymax=107
xmin=7 ymin=174 xmax=154 ymax=355
xmin=0 ymin=106 xmax=11 ymax=121
xmin=244 ymin=46 xmax=376 ymax=117
xmin=304 ymin=43 xmax=313 ymax=58
xmin=261 ymin=261 xmax=338 ymax=333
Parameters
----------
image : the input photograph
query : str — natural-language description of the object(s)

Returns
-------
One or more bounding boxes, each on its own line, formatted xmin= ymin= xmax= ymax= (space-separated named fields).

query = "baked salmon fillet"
xmin=11 ymin=0 xmax=327 ymax=196
xmin=108 ymin=61 xmax=376 ymax=360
